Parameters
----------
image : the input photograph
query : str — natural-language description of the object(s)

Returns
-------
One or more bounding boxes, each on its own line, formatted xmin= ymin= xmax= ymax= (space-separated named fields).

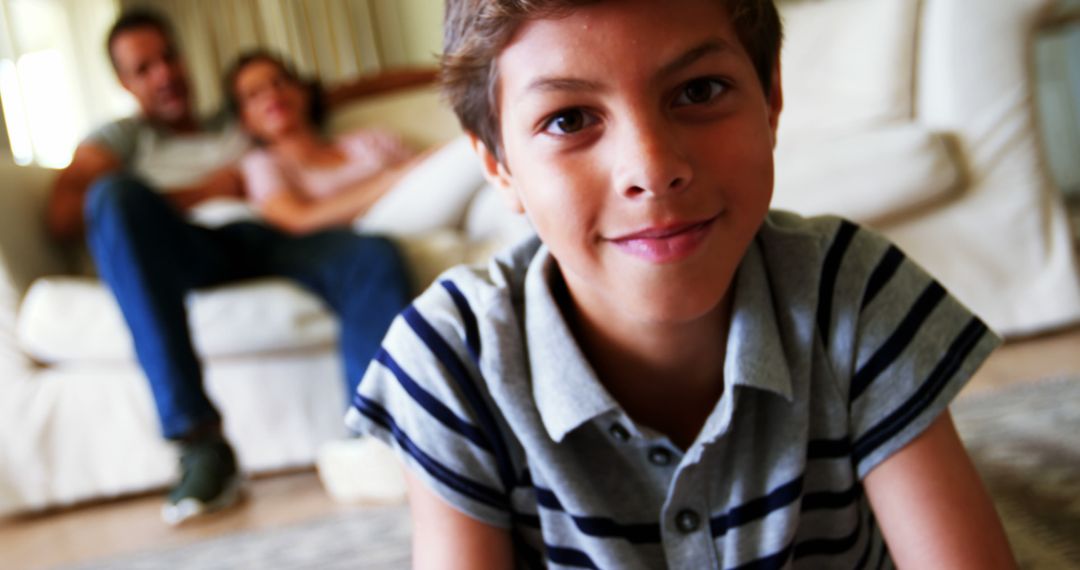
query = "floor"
xmin=1 ymin=326 xmax=1079 ymax=569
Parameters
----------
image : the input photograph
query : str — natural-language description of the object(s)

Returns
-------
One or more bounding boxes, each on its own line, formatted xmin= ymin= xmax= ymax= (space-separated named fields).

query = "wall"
xmin=0 ymin=96 xmax=9 ymax=160
xmin=119 ymin=0 xmax=445 ymax=116
xmin=397 ymin=0 xmax=442 ymax=64
xmin=1035 ymin=2 xmax=1080 ymax=196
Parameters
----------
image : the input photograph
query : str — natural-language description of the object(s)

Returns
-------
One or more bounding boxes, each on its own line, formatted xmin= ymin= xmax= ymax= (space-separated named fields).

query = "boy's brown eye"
xmin=543 ymin=109 xmax=591 ymax=135
xmin=674 ymin=78 xmax=727 ymax=107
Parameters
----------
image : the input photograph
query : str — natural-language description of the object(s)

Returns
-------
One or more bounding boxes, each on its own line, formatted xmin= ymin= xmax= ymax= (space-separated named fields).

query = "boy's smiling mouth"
xmin=607 ymin=214 xmax=719 ymax=264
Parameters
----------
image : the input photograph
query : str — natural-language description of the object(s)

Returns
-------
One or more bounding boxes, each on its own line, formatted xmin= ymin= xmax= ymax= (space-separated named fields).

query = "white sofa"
xmin=2 ymin=0 xmax=1078 ymax=516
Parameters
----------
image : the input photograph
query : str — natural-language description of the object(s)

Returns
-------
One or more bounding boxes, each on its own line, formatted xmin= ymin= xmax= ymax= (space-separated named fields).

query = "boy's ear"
xmin=467 ymin=133 xmax=525 ymax=214
xmin=767 ymin=57 xmax=784 ymax=148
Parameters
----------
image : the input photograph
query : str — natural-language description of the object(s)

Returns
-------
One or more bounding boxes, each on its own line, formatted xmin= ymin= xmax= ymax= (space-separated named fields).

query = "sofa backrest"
xmin=327 ymin=84 xmax=462 ymax=150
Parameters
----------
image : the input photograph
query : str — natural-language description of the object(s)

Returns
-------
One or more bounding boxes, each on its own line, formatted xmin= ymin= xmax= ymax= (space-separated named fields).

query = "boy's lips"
xmin=607 ymin=216 xmax=718 ymax=263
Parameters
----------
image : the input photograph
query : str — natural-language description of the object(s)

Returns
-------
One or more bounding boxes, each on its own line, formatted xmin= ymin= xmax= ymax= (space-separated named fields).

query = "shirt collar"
xmin=524 ymin=247 xmax=621 ymax=443
xmin=524 ymin=236 xmax=795 ymax=444
xmin=722 ymin=237 xmax=794 ymax=402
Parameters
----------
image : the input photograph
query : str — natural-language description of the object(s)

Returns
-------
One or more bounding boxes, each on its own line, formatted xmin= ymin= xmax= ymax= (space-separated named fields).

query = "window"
xmin=0 ymin=0 xmax=132 ymax=169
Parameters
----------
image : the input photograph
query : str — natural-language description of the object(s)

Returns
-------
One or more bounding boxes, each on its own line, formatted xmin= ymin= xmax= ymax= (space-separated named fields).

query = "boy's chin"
xmin=632 ymin=290 xmax=730 ymax=326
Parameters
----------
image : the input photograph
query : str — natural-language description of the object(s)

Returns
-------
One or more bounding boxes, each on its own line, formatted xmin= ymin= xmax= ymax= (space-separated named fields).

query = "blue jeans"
xmin=85 ymin=174 xmax=412 ymax=440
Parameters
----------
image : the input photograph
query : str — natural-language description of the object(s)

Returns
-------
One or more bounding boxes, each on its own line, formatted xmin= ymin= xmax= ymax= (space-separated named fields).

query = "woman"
xmin=224 ymin=51 xmax=415 ymax=399
xmin=227 ymin=51 xmax=417 ymax=234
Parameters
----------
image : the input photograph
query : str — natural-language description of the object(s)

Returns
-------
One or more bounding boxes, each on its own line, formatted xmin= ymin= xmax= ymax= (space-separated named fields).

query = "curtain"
xmin=119 ymin=0 xmax=440 ymax=116
xmin=0 ymin=0 xmax=126 ymax=167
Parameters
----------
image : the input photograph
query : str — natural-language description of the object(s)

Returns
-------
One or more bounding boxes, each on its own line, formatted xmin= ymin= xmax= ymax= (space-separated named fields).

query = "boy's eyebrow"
xmin=525 ymin=77 xmax=604 ymax=94
xmin=523 ymin=39 xmax=736 ymax=94
xmin=655 ymin=39 xmax=736 ymax=81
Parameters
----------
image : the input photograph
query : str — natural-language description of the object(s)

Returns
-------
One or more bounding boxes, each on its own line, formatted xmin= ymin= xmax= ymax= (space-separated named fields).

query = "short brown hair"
xmin=106 ymin=8 xmax=177 ymax=72
xmin=223 ymin=50 xmax=327 ymax=131
xmin=440 ymin=0 xmax=783 ymax=161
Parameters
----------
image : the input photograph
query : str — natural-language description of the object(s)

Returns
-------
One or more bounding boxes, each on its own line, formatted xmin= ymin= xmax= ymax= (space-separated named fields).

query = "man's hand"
xmin=47 ymin=144 xmax=122 ymax=243
xmin=164 ymin=167 xmax=245 ymax=212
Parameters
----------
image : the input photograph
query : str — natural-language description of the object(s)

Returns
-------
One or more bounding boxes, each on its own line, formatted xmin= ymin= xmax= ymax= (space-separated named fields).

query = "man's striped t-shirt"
xmin=345 ymin=211 xmax=1000 ymax=569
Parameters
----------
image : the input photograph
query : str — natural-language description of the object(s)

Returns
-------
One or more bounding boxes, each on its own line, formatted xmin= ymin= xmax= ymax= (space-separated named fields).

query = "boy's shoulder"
xmin=413 ymin=233 xmax=544 ymax=319
xmin=755 ymin=210 xmax=895 ymax=287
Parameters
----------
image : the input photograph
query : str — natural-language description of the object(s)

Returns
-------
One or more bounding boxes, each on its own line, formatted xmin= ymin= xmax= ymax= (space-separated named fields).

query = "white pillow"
xmin=356 ymin=135 xmax=488 ymax=236
xmin=772 ymin=123 xmax=962 ymax=223
xmin=778 ymin=0 xmax=920 ymax=137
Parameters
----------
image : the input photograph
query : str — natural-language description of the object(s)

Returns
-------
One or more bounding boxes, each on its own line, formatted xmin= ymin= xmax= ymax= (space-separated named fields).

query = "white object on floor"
xmin=316 ymin=438 xmax=407 ymax=504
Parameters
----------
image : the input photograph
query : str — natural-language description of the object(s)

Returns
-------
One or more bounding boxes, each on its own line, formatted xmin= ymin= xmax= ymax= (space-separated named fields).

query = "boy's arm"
xmin=864 ymin=411 xmax=1016 ymax=569
xmin=404 ymin=467 xmax=515 ymax=570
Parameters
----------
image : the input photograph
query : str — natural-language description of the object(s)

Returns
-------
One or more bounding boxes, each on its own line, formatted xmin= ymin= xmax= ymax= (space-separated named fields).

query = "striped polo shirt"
xmin=345 ymin=211 xmax=1000 ymax=569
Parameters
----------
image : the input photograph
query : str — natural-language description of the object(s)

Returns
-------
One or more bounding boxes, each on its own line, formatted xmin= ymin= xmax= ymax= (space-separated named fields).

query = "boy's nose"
xmin=614 ymin=117 xmax=693 ymax=199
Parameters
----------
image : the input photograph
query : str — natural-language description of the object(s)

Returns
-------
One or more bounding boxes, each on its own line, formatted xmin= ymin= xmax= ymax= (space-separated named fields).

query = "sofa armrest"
xmin=0 ymin=165 xmax=72 ymax=305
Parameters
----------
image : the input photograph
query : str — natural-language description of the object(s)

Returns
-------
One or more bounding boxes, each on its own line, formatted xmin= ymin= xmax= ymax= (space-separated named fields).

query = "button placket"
xmin=648 ymin=446 xmax=673 ymax=466
xmin=608 ymin=422 xmax=630 ymax=442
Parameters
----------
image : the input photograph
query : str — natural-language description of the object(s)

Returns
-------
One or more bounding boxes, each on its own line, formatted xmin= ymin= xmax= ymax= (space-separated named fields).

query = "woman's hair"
xmin=440 ymin=0 xmax=783 ymax=161
xmin=223 ymin=50 xmax=327 ymax=129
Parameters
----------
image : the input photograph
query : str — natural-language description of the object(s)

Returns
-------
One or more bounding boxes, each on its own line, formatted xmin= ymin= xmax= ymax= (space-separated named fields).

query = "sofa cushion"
xmin=357 ymin=136 xmax=487 ymax=237
xmin=17 ymin=277 xmax=338 ymax=364
xmin=779 ymin=0 xmax=920 ymax=137
xmin=772 ymin=123 xmax=963 ymax=224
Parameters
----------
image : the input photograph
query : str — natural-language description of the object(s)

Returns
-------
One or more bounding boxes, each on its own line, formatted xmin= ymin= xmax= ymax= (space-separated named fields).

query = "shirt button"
xmin=648 ymin=446 xmax=673 ymax=466
xmin=608 ymin=423 xmax=630 ymax=442
xmin=675 ymin=509 xmax=701 ymax=533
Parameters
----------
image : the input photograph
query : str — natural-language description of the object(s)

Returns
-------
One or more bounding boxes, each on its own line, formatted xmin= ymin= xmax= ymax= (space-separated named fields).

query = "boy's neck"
xmin=558 ymin=277 xmax=732 ymax=450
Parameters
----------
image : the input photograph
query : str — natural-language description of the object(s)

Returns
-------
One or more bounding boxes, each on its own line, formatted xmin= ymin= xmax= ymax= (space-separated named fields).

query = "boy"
xmin=345 ymin=0 xmax=1016 ymax=567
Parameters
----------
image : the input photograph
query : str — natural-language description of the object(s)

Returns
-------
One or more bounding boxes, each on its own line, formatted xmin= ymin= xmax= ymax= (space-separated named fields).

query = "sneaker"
xmin=161 ymin=437 xmax=243 ymax=525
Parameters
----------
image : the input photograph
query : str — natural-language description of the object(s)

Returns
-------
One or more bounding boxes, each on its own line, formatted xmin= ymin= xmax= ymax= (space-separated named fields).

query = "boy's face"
xmin=477 ymin=0 xmax=782 ymax=327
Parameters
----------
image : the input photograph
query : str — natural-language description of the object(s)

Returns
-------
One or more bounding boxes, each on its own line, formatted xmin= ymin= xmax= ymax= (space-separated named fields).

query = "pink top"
xmin=241 ymin=129 xmax=413 ymax=205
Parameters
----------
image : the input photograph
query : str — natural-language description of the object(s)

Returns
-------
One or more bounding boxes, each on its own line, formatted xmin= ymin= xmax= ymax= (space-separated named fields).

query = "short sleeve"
xmin=340 ymin=129 xmax=414 ymax=170
xmin=818 ymin=220 xmax=1001 ymax=478
xmin=344 ymin=279 xmax=513 ymax=528
xmin=83 ymin=117 xmax=141 ymax=165
xmin=239 ymin=150 xmax=288 ymax=205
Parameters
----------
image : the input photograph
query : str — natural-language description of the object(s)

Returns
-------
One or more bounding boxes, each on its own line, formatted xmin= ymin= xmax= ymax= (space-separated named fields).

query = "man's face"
xmin=110 ymin=27 xmax=191 ymax=126
xmin=479 ymin=0 xmax=782 ymax=329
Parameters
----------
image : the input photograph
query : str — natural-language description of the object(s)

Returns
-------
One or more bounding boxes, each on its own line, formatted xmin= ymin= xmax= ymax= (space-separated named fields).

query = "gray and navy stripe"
xmin=346 ymin=212 xmax=998 ymax=569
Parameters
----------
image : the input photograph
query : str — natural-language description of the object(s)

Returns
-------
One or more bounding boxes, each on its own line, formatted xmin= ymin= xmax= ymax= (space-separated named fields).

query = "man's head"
xmin=442 ymin=0 xmax=784 ymax=328
xmin=106 ymin=10 xmax=193 ymax=128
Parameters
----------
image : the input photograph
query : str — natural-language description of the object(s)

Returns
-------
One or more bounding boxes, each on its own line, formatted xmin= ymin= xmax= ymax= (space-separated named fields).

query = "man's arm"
xmin=864 ymin=412 xmax=1016 ymax=569
xmin=404 ymin=468 xmax=515 ymax=570
xmin=47 ymin=143 xmax=122 ymax=243
xmin=48 ymin=144 xmax=244 ymax=242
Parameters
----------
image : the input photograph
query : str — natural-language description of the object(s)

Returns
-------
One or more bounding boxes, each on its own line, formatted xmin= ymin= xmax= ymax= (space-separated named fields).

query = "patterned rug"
xmin=952 ymin=377 xmax=1080 ymax=570
xmin=67 ymin=506 xmax=412 ymax=570
xmin=68 ymin=377 xmax=1080 ymax=569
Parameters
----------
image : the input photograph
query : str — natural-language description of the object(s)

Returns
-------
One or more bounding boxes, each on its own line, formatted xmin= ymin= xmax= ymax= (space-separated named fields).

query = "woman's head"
xmin=225 ymin=51 xmax=325 ymax=143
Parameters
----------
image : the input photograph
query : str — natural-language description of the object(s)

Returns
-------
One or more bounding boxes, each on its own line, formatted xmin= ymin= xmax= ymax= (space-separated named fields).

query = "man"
xmin=47 ymin=10 xmax=248 ymax=242
xmin=46 ymin=10 xmax=413 ymax=525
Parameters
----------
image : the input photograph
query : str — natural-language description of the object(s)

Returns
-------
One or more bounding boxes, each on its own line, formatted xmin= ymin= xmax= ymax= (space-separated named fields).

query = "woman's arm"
xmin=863 ymin=411 xmax=1016 ymax=569
xmin=404 ymin=467 xmax=515 ymax=570
xmin=257 ymin=163 xmax=411 ymax=235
